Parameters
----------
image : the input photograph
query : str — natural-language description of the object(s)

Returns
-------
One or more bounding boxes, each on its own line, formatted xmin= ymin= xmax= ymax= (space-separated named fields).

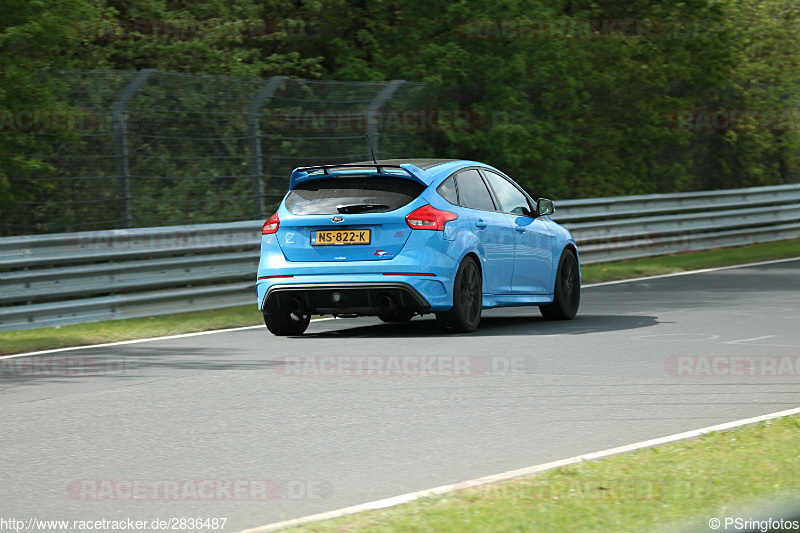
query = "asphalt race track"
xmin=2 ymin=259 xmax=799 ymax=532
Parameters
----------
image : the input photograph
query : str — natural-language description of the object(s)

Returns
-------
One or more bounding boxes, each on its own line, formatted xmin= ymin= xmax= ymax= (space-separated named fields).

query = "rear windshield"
xmin=285 ymin=176 xmax=425 ymax=215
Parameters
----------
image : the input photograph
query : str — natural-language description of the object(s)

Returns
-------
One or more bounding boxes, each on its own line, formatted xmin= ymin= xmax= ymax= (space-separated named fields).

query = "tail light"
xmin=262 ymin=212 xmax=279 ymax=234
xmin=406 ymin=205 xmax=458 ymax=231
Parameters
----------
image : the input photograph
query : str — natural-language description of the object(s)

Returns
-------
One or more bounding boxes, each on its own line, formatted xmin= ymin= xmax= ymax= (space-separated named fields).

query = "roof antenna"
xmin=366 ymin=134 xmax=378 ymax=164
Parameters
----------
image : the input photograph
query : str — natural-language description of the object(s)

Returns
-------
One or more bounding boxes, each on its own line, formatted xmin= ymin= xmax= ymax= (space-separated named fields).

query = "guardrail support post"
xmin=112 ymin=68 xmax=156 ymax=229
xmin=366 ymin=80 xmax=406 ymax=159
xmin=247 ymin=76 xmax=287 ymax=220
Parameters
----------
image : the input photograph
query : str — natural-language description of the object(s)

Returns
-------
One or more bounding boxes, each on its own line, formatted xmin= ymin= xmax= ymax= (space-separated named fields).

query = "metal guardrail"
xmin=559 ymin=183 xmax=800 ymax=263
xmin=0 ymin=222 xmax=262 ymax=331
xmin=1 ymin=184 xmax=798 ymax=331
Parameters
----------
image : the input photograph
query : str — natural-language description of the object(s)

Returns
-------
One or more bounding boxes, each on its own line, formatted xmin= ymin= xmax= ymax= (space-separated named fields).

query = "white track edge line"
xmin=239 ymin=405 xmax=800 ymax=533
xmin=582 ymin=256 xmax=800 ymax=288
xmin=4 ymin=256 xmax=798 ymax=360
xmin=0 ymin=318 xmax=337 ymax=359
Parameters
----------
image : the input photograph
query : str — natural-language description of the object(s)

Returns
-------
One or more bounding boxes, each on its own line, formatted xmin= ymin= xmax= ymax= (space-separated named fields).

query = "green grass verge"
xmin=1 ymin=238 xmax=798 ymax=355
xmin=581 ymin=237 xmax=800 ymax=284
xmin=0 ymin=305 xmax=264 ymax=355
xmin=291 ymin=416 xmax=800 ymax=533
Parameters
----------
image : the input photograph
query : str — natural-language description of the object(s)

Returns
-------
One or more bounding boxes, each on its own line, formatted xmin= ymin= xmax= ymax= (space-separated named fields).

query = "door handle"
xmin=515 ymin=225 xmax=526 ymax=232
xmin=475 ymin=220 xmax=487 ymax=228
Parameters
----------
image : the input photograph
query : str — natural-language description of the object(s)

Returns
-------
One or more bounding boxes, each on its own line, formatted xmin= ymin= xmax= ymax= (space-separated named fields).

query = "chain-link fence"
xmin=3 ymin=69 xmax=799 ymax=236
xmin=3 ymin=70 xmax=460 ymax=235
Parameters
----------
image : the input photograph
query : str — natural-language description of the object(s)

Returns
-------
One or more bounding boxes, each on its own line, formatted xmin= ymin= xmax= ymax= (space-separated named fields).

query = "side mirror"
xmin=537 ymin=198 xmax=555 ymax=217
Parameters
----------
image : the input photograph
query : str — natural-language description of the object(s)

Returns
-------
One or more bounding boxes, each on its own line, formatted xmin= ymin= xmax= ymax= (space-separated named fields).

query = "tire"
xmin=539 ymin=248 xmax=580 ymax=320
xmin=378 ymin=308 xmax=415 ymax=323
xmin=437 ymin=256 xmax=482 ymax=333
xmin=263 ymin=298 xmax=311 ymax=336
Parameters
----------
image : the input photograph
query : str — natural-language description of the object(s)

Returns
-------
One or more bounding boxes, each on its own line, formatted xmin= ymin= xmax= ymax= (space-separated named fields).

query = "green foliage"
xmin=703 ymin=0 xmax=800 ymax=189
xmin=1 ymin=0 xmax=799 ymax=233
xmin=0 ymin=0 xmax=102 ymax=213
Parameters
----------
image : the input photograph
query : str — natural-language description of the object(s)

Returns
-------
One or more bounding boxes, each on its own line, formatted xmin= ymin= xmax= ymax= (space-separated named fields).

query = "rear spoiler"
xmin=289 ymin=163 xmax=433 ymax=189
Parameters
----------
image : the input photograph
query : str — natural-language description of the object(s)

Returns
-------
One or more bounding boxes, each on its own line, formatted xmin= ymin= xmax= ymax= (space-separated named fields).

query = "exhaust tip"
xmin=378 ymin=294 xmax=396 ymax=310
xmin=287 ymin=297 xmax=303 ymax=312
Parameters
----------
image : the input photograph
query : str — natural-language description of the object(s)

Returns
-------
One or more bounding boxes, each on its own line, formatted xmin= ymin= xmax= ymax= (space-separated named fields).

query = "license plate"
xmin=312 ymin=229 xmax=371 ymax=245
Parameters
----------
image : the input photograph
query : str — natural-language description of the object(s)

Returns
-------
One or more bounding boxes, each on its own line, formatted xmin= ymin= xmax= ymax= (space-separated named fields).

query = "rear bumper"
xmin=263 ymin=282 xmax=431 ymax=316
xmin=257 ymin=273 xmax=453 ymax=313
xmin=256 ymin=228 xmax=461 ymax=313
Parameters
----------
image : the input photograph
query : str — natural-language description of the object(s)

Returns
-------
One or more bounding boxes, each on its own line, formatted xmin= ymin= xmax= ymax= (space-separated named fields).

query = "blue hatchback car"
xmin=256 ymin=159 xmax=580 ymax=335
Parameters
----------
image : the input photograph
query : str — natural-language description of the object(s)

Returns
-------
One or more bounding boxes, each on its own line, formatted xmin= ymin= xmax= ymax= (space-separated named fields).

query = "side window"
xmin=437 ymin=176 xmax=459 ymax=205
xmin=483 ymin=171 xmax=533 ymax=216
xmin=456 ymin=169 xmax=496 ymax=211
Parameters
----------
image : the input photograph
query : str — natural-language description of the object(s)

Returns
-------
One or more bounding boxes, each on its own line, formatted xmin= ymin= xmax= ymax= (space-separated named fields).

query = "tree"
xmin=0 ymin=0 xmax=103 ymax=214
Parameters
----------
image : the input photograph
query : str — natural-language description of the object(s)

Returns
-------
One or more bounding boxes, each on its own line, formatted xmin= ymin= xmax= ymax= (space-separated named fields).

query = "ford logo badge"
xmin=331 ymin=216 xmax=344 ymax=223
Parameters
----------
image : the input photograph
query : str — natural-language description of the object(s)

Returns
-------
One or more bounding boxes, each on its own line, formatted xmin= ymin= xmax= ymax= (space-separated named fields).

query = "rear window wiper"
xmin=336 ymin=204 xmax=390 ymax=213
